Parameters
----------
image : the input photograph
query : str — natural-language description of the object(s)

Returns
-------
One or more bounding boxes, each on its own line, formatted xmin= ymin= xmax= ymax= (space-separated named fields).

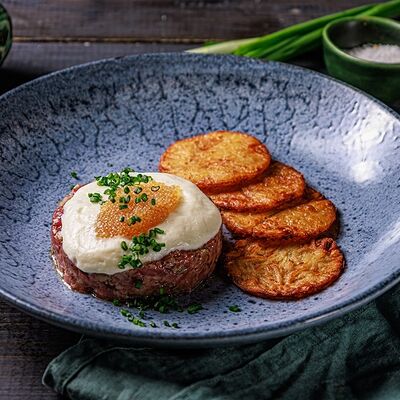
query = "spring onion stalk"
xmin=188 ymin=0 xmax=400 ymax=61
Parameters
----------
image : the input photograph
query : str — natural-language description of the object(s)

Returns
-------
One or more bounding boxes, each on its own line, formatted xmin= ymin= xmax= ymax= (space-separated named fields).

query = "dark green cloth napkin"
xmin=43 ymin=284 xmax=400 ymax=400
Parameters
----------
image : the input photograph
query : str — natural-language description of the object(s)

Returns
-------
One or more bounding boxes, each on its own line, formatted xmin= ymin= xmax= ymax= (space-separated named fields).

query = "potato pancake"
xmin=159 ymin=131 xmax=271 ymax=194
xmin=222 ymin=190 xmax=336 ymax=242
xmin=225 ymin=238 xmax=344 ymax=299
xmin=210 ymin=161 xmax=305 ymax=212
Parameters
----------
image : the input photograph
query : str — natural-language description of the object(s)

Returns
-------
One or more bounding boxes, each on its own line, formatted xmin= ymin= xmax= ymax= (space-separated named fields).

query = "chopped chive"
xmin=187 ymin=303 xmax=203 ymax=314
xmin=121 ymin=241 xmax=128 ymax=251
xmin=134 ymin=187 xmax=142 ymax=194
xmin=141 ymin=193 xmax=148 ymax=202
xmin=112 ymin=299 xmax=121 ymax=307
xmin=120 ymin=309 xmax=131 ymax=317
xmin=119 ymin=216 xmax=125 ymax=222
xmin=88 ymin=192 xmax=103 ymax=203
xmin=70 ymin=171 xmax=79 ymax=179
xmin=135 ymin=279 xmax=143 ymax=289
xmin=119 ymin=204 xmax=128 ymax=210
xmin=151 ymin=198 xmax=156 ymax=206
xmin=150 ymin=321 xmax=157 ymax=328
xmin=158 ymin=305 xmax=166 ymax=313
xmin=228 ymin=305 xmax=241 ymax=313
xmin=163 ymin=321 xmax=171 ymax=327
xmin=131 ymin=318 xmax=146 ymax=327
xmin=171 ymin=323 xmax=180 ymax=329
xmin=124 ymin=186 xmax=130 ymax=194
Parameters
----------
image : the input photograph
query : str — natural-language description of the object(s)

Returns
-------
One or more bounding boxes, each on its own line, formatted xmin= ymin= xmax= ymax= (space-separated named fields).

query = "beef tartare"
xmin=51 ymin=169 xmax=222 ymax=300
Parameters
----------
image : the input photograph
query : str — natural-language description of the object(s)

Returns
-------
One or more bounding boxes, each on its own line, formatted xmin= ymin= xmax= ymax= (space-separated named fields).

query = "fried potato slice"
xmin=210 ymin=161 xmax=305 ymax=211
xmin=225 ymin=238 xmax=344 ymax=299
xmin=159 ymin=131 xmax=271 ymax=194
xmin=222 ymin=188 xmax=336 ymax=242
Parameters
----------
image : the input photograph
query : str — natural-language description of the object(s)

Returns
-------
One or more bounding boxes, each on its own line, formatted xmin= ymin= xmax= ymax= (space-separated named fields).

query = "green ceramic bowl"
xmin=0 ymin=3 xmax=12 ymax=66
xmin=323 ymin=16 xmax=400 ymax=103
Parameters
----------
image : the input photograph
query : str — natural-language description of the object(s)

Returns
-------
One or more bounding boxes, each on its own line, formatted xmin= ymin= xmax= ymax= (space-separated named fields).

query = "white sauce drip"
xmin=61 ymin=173 xmax=222 ymax=275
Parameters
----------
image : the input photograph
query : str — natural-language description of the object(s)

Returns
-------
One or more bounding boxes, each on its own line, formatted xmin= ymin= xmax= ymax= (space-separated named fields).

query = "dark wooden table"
xmin=0 ymin=1 xmax=392 ymax=399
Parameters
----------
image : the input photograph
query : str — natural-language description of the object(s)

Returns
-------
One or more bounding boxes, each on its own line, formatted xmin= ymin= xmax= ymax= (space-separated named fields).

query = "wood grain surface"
xmin=4 ymin=0 xmax=376 ymax=41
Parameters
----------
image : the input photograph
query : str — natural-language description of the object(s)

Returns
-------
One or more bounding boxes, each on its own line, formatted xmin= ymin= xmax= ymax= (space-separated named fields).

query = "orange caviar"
xmin=96 ymin=181 xmax=181 ymax=239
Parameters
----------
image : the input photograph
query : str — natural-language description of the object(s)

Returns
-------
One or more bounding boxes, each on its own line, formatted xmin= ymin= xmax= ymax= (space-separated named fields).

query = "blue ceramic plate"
xmin=0 ymin=54 xmax=399 ymax=347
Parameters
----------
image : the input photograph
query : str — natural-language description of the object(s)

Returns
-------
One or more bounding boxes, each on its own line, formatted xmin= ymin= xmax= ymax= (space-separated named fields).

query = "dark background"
xmin=0 ymin=1 xmax=391 ymax=399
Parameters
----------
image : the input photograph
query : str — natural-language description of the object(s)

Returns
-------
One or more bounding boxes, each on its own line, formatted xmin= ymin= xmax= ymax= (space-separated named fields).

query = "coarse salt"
xmin=347 ymin=43 xmax=400 ymax=63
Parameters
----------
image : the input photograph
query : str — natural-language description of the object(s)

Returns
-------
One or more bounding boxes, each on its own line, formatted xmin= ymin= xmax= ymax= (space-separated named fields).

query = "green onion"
xmin=228 ymin=305 xmax=241 ymax=313
xmin=188 ymin=1 xmax=400 ymax=61
xmin=141 ymin=193 xmax=148 ymax=202
xmin=88 ymin=192 xmax=103 ymax=203
xmin=187 ymin=303 xmax=203 ymax=314
xmin=151 ymin=198 xmax=156 ymax=206
xmin=70 ymin=171 xmax=79 ymax=179
xmin=135 ymin=279 xmax=143 ymax=289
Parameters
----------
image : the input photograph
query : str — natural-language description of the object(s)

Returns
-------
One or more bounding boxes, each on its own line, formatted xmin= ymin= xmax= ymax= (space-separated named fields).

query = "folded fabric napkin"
xmin=43 ymin=284 xmax=400 ymax=400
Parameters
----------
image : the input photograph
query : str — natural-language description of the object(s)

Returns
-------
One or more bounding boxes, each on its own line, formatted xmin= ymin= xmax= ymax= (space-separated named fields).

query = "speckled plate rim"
xmin=0 ymin=53 xmax=399 ymax=347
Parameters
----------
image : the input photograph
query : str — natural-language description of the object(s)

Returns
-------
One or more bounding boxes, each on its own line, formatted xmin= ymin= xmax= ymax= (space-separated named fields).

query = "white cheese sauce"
xmin=61 ymin=173 xmax=222 ymax=275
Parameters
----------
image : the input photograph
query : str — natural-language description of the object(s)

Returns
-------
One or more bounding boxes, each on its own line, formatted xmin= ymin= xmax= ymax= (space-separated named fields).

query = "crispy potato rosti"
xmin=209 ymin=161 xmax=306 ymax=212
xmin=222 ymin=190 xmax=337 ymax=242
xmin=159 ymin=131 xmax=271 ymax=194
xmin=225 ymin=238 xmax=344 ymax=299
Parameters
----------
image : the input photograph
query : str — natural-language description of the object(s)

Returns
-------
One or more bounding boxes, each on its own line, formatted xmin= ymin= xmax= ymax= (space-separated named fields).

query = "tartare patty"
xmin=51 ymin=170 xmax=223 ymax=300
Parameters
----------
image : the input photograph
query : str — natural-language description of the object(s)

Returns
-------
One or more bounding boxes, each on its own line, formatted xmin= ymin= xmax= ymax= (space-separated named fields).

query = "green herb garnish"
xmin=120 ymin=309 xmax=146 ymax=327
xmin=118 ymin=228 xmax=165 ymax=270
xmin=127 ymin=215 xmax=141 ymax=226
xmin=70 ymin=171 xmax=79 ymax=179
xmin=94 ymin=168 xmax=152 ymax=203
xmin=135 ymin=279 xmax=143 ymax=289
xmin=187 ymin=303 xmax=203 ymax=314
xmin=88 ymin=192 xmax=103 ymax=203
xmin=140 ymin=193 xmax=148 ymax=202
xmin=228 ymin=305 xmax=241 ymax=313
